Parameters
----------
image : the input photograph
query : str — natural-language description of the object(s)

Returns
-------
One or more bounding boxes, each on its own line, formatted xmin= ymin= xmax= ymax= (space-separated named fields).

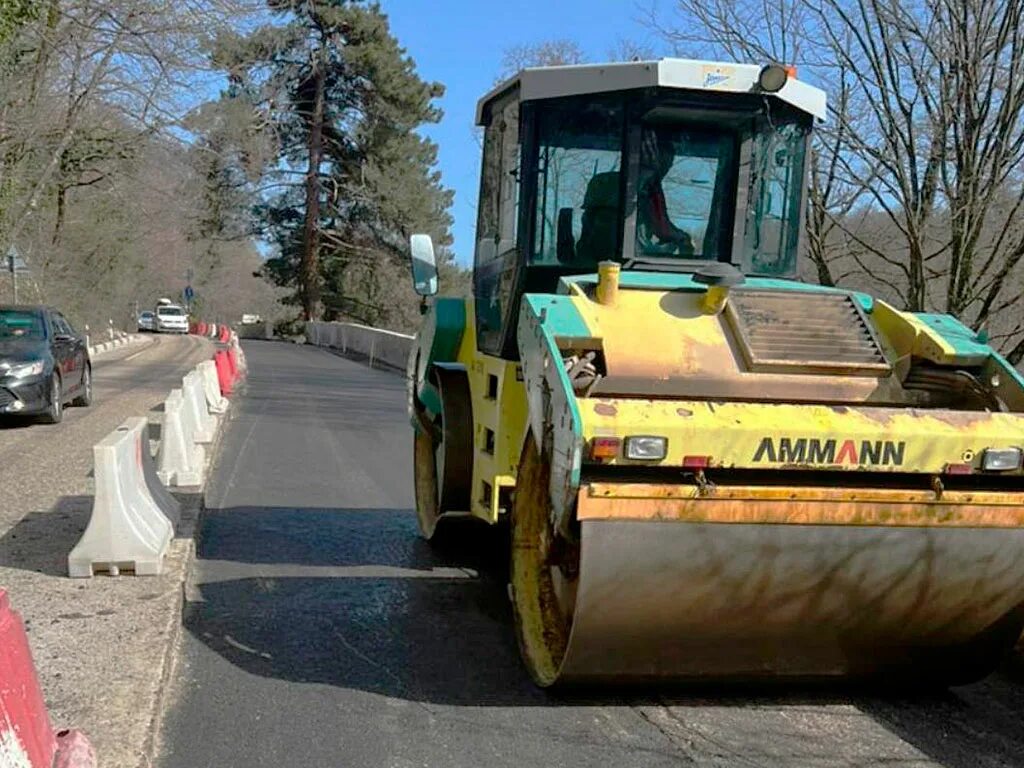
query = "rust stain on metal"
xmin=593 ymin=402 xmax=617 ymax=416
xmin=677 ymin=407 xmax=693 ymax=417
xmin=926 ymin=410 xmax=997 ymax=428
xmin=578 ymin=482 xmax=1024 ymax=526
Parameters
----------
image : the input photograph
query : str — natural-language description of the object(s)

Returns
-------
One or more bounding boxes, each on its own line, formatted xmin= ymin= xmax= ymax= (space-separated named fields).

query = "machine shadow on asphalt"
xmin=181 ymin=503 xmax=1024 ymax=767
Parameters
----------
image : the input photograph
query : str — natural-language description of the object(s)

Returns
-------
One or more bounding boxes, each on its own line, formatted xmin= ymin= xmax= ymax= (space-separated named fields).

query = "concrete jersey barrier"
xmin=68 ymin=418 xmax=175 ymax=577
xmin=306 ymin=321 xmax=413 ymax=370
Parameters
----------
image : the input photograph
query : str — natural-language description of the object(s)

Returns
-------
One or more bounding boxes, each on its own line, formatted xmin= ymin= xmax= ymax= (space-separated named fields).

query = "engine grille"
xmin=725 ymin=290 xmax=891 ymax=376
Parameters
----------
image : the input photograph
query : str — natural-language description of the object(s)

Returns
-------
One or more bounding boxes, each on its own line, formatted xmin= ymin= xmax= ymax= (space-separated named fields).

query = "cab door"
xmin=474 ymin=90 xmax=522 ymax=357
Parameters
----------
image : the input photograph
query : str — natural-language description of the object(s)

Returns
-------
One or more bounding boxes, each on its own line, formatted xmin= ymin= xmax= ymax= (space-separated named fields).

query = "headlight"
xmin=7 ymin=360 xmax=45 ymax=378
xmin=981 ymin=447 xmax=1023 ymax=472
xmin=624 ymin=435 xmax=668 ymax=461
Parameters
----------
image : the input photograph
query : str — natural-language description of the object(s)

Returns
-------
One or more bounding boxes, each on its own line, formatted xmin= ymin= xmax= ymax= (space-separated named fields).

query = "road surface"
xmin=159 ymin=341 xmax=1024 ymax=768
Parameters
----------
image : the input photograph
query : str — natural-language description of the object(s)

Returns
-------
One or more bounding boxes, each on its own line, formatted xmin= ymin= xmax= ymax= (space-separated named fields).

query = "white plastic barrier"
xmin=198 ymin=360 xmax=229 ymax=414
xmin=156 ymin=391 xmax=205 ymax=486
xmin=306 ymin=321 xmax=413 ymax=370
xmin=68 ymin=418 xmax=174 ymax=577
xmin=182 ymin=370 xmax=217 ymax=443
xmin=230 ymin=335 xmax=248 ymax=374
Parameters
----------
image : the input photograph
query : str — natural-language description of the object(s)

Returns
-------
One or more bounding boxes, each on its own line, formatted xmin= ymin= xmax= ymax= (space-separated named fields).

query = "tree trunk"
xmin=300 ymin=50 xmax=326 ymax=321
xmin=52 ymin=183 xmax=66 ymax=246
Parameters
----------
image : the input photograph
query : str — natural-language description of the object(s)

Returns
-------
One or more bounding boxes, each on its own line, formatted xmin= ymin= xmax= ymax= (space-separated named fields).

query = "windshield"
xmin=523 ymin=94 xmax=810 ymax=277
xmin=635 ymin=125 xmax=737 ymax=260
xmin=158 ymin=307 xmax=184 ymax=317
xmin=0 ymin=310 xmax=45 ymax=340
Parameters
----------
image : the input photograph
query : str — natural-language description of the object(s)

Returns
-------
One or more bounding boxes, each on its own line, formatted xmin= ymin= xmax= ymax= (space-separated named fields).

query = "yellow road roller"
xmin=406 ymin=59 xmax=1024 ymax=686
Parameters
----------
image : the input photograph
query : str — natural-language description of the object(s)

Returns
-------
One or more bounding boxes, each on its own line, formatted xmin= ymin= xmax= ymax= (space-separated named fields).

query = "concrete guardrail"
xmin=306 ymin=321 xmax=413 ymax=371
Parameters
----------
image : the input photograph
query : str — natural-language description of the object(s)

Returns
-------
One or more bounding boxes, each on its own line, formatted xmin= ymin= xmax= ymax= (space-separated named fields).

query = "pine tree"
xmin=209 ymin=0 xmax=452 ymax=322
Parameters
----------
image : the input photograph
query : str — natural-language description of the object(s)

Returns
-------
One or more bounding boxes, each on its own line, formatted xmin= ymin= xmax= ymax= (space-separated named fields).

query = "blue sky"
xmin=383 ymin=0 xmax=658 ymax=265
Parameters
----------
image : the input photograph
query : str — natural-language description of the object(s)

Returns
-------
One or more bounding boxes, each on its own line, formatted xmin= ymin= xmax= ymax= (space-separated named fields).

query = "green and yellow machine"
xmin=406 ymin=59 xmax=1024 ymax=687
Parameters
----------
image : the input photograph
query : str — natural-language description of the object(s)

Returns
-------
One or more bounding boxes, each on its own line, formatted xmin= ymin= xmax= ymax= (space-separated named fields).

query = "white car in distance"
xmin=155 ymin=304 xmax=188 ymax=334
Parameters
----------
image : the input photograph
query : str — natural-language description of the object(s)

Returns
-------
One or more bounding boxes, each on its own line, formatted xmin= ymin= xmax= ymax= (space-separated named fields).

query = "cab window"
xmin=531 ymin=96 xmax=625 ymax=266
xmin=742 ymin=119 xmax=809 ymax=277
xmin=474 ymin=92 xmax=521 ymax=355
xmin=635 ymin=126 xmax=737 ymax=260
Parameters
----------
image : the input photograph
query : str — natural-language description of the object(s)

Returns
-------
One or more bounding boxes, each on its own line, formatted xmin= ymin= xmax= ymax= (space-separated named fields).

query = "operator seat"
xmin=576 ymin=171 xmax=621 ymax=264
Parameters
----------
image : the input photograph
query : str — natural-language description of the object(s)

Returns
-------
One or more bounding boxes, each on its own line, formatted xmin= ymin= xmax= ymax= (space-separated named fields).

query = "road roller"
xmin=406 ymin=58 xmax=1024 ymax=686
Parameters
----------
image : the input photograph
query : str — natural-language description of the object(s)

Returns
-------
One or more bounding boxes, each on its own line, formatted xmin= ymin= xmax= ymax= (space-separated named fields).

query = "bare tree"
xmin=0 ymin=0 xmax=274 ymax=329
xmin=647 ymin=0 xmax=1024 ymax=362
xmin=498 ymin=39 xmax=587 ymax=81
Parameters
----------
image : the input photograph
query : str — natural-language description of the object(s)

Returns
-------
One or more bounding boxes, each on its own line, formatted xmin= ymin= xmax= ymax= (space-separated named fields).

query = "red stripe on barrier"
xmin=0 ymin=590 xmax=56 ymax=768
xmin=214 ymin=351 xmax=234 ymax=396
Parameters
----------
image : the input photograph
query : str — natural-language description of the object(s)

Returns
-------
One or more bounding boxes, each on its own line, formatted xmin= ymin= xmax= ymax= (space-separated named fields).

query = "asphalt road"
xmin=159 ymin=341 xmax=1024 ymax=768
xmin=0 ymin=332 xmax=214 ymax=768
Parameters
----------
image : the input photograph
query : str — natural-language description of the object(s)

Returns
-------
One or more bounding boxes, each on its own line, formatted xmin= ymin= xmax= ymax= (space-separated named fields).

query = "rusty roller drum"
xmin=510 ymin=436 xmax=1024 ymax=686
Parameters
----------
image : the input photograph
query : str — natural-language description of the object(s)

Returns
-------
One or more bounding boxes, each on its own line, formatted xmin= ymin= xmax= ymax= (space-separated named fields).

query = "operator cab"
xmin=411 ymin=59 xmax=826 ymax=359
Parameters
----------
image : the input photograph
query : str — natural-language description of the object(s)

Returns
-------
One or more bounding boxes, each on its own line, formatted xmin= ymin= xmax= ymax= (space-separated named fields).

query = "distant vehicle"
xmin=156 ymin=297 xmax=174 ymax=306
xmin=137 ymin=311 xmax=156 ymax=332
xmin=154 ymin=303 xmax=188 ymax=334
xmin=0 ymin=305 xmax=92 ymax=424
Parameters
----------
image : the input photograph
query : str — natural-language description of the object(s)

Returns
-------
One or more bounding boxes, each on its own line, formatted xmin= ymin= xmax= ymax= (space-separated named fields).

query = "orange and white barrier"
xmin=0 ymin=591 xmax=95 ymax=767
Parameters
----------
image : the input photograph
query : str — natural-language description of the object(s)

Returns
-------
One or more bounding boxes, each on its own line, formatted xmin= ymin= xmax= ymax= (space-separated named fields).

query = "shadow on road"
xmin=0 ymin=495 xmax=92 ymax=576
xmin=0 ymin=488 xmax=203 ymax=577
xmin=183 ymin=503 xmax=1024 ymax=767
xmin=0 ymin=414 xmax=41 ymax=430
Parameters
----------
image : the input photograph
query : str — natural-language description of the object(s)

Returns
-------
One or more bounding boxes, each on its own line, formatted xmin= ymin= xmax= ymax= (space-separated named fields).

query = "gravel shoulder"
xmin=0 ymin=333 xmax=214 ymax=768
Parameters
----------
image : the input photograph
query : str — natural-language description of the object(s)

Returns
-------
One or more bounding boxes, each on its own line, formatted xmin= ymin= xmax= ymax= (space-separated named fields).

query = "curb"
xmin=89 ymin=334 xmax=152 ymax=360
xmin=137 ymin=536 xmax=195 ymax=768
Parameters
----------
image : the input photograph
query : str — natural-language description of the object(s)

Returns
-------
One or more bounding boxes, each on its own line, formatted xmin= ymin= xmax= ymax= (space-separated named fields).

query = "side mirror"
xmin=410 ymin=234 xmax=438 ymax=297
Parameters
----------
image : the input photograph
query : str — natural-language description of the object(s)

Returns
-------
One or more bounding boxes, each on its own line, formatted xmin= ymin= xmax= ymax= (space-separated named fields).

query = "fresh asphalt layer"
xmin=158 ymin=340 xmax=1024 ymax=768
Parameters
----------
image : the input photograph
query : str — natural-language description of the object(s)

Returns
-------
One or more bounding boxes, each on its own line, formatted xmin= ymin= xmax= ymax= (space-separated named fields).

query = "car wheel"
xmin=72 ymin=364 xmax=92 ymax=407
xmin=40 ymin=374 xmax=63 ymax=424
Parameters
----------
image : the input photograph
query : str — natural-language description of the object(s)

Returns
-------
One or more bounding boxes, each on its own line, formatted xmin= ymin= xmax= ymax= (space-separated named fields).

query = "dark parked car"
xmin=0 ymin=305 xmax=92 ymax=424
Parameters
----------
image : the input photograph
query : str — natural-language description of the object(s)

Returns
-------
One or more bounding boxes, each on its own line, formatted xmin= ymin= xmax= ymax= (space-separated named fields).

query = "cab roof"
xmin=476 ymin=58 xmax=828 ymax=125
